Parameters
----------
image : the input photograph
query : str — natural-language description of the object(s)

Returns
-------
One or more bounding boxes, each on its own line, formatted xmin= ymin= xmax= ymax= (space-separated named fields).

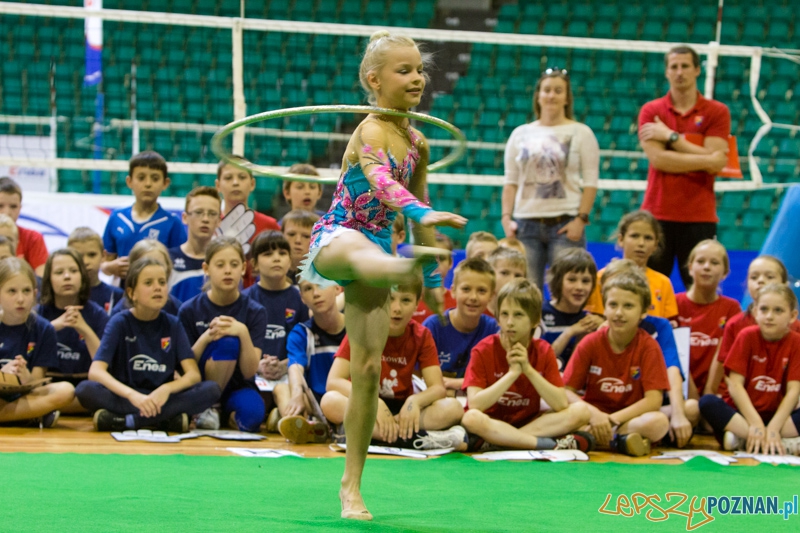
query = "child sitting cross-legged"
xmin=322 ymin=277 xmax=468 ymax=450
xmin=564 ymin=270 xmax=671 ymax=456
xmin=461 ymin=279 xmax=595 ymax=452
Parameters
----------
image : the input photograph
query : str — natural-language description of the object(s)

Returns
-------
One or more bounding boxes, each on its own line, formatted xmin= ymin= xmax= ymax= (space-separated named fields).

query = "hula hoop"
xmin=211 ymin=105 xmax=467 ymax=184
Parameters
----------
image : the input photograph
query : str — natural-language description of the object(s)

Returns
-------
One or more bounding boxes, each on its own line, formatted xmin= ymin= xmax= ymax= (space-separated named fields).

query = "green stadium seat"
xmin=718 ymin=229 xmax=745 ymax=251
xmin=747 ymin=230 xmax=769 ymax=251
xmin=748 ymin=192 xmax=774 ymax=211
xmin=459 ymin=200 xmax=483 ymax=218
xmin=740 ymin=212 xmax=765 ymax=230
xmin=616 ymin=21 xmax=639 ymax=40
xmin=599 ymin=205 xmax=625 ymax=225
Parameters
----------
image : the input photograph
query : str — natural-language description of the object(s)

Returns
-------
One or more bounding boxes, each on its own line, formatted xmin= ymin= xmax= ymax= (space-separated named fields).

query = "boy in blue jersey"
xmin=169 ymin=186 xmax=221 ymax=302
xmin=100 ymin=151 xmax=186 ymax=282
xmin=242 ymin=231 xmax=309 ymax=378
xmin=68 ymin=227 xmax=124 ymax=315
xmin=274 ymin=280 xmax=345 ymax=443
xmin=423 ymin=258 xmax=500 ymax=394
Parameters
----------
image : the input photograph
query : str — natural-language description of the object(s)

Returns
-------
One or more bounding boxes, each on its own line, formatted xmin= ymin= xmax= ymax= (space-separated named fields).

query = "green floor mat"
xmin=3 ymin=453 xmax=799 ymax=532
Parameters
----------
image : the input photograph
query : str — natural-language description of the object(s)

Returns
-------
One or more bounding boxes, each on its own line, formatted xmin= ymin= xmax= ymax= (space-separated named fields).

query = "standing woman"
xmin=502 ymin=68 xmax=599 ymax=290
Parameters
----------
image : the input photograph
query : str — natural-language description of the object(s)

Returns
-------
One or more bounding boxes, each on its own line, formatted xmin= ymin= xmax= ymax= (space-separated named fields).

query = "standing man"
xmin=638 ymin=45 xmax=730 ymax=287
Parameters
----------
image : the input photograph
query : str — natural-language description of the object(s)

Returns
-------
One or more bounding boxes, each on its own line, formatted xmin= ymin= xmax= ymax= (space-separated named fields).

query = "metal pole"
xmin=231 ymin=18 xmax=246 ymax=156
xmin=131 ymin=61 xmax=139 ymax=155
xmin=49 ymin=61 xmax=58 ymax=192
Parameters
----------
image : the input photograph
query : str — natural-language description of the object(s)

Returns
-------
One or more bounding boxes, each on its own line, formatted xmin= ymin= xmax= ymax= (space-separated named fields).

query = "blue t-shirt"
xmin=94 ymin=310 xmax=193 ymax=393
xmin=110 ymin=294 xmax=183 ymax=317
xmin=36 ymin=301 xmax=108 ymax=375
xmin=102 ymin=204 xmax=186 ymax=258
xmin=540 ymin=301 xmax=588 ymax=370
xmin=640 ymin=315 xmax=682 ymax=377
xmin=241 ymin=284 xmax=309 ymax=360
xmin=286 ymin=318 xmax=346 ymax=397
xmin=0 ymin=314 xmax=59 ymax=369
xmin=178 ymin=292 xmax=267 ymax=394
xmin=168 ymin=246 xmax=205 ymax=303
xmin=423 ymin=310 xmax=499 ymax=377
xmin=90 ymin=282 xmax=124 ymax=316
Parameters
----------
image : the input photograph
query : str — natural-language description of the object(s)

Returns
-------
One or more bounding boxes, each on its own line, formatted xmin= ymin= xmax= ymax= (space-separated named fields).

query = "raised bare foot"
xmin=339 ymin=489 xmax=373 ymax=521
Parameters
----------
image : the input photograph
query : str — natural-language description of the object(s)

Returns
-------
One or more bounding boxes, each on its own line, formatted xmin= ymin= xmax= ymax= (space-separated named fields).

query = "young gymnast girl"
xmin=298 ymin=31 xmax=466 ymax=520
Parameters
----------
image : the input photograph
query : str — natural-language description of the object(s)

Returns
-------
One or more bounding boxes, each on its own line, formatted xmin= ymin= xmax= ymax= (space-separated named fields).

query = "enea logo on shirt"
xmin=497 ymin=391 xmax=530 ymax=407
xmin=27 ymin=342 xmax=35 ymax=355
xmin=691 ymin=332 xmax=719 ymax=347
xmin=598 ymin=378 xmax=633 ymax=394
xmin=57 ymin=343 xmax=81 ymax=361
xmin=752 ymin=376 xmax=781 ymax=393
xmin=265 ymin=325 xmax=286 ymax=340
xmin=131 ymin=354 xmax=167 ymax=373
xmin=161 ymin=337 xmax=171 ymax=351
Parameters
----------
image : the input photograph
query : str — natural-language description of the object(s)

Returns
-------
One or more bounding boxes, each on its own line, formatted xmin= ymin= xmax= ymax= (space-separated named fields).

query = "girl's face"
xmin=559 ymin=269 xmax=594 ymax=310
xmin=688 ymin=243 xmax=727 ymax=290
xmin=604 ymin=287 xmax=646 ymax=336
xmin=372 ymin=46 xmax=425 ymax=110
xmin=618 ymin=220 xmax=658 ymax=268
xmin=498 ymin=298 xmax=534 ymax=346
xmin=536 ymin=76 xmax=568 ymax=117
xmin=256 ymin=248 xmax=291 ymax=281
xmin=128 ymin=265 xmax=168 ymax=312
xmin=747 ymin=258 xmax=784 ymax=300
xmin=50 ymin=254 xmax=82 ymax=301
xmin=204 ymin=246 xmax=245 ymax=292
xmin=755 ymin=292 xmax=798 ymax=341
xmin=0 ymin=273 xmax=36 ymax=325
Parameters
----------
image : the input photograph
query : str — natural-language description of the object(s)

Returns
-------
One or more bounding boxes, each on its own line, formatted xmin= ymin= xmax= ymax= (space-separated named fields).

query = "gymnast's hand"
xmin=420 ymin=210 xmax=467 ymax=229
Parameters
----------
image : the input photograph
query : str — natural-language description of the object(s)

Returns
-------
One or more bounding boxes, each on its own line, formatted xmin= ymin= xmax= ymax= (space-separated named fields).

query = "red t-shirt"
xmin=724 ymin=326 xmax=800 ymax=413
xmin=564 ymin=328 xmax=670 ymax=414
xmin=639 ymin=92 xmax=731 ymax=223
xmin=412 ymin=289 xmax=456 ymax=323
xmin=15 ymin=226 xmax=48 ymax=270
xmin=718 ymin=311 xmax=800 ymax=364
xmin=335 ymin=320 xmax=439 ymax=401
xmin=463 ymin=335 xmax=563 ymax=427
xmin=676 ymin=293 xmax=741 ymax=393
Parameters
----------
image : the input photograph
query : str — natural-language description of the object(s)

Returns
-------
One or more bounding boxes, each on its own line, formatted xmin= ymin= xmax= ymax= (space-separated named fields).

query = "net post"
xmin=231 ymin=18 xmax=246 ymax=156
xmin=747 ymin=48 xmax=768 ymax=188
xmin=131 ymin=61 xmax=140 ymax=156
xmin=704 ymin=41 xmax=720 ymax=99
xmin=49 ymin=61 xmax=58 ymax=192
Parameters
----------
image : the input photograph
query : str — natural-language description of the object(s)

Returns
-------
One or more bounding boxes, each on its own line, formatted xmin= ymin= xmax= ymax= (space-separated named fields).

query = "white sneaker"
xmin=782 ymin=437 xmax=800 ymax=455
xmin=413 ymin=425 xmax=467 ymax=451
xmin=723 ymin=431 xmax=744 ymax=451
xmin=195 ymin=407 xmax=220 ymax=430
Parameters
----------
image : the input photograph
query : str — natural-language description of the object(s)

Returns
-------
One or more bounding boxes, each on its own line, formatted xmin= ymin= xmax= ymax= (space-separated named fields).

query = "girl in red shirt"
xmin=699 ymin=283 xmax=800 ymax=455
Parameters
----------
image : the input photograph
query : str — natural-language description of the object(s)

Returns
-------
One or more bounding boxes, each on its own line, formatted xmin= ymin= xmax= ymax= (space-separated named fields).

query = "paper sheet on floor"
xmin=189 ymin=430 xmax=266 ymax=441
xmin=329 ymin=442 xmax=453 ymax=459
xmin=471 ymin=450 xmax=588 ymax=462
xmin=734 ymin=452 xmax=800 ymax=465
xmin=651 ymin=450 xmax=737 ymax=465
xmin=256 ymin=375 xmax=288 ymax=392
xmin=227 ymin=448 xmax=303 ymax=458
xmin=111 ymin=430 xmax=200 ymax=443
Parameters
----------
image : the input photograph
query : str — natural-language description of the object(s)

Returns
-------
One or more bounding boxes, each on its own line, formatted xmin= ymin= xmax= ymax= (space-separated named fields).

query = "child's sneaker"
xmin=781 ymin=437 xmax=800 ymax=456
xmin=162 ymin=413 xmax=188 ymax=434
xmin=412 ymin=425 xmax=468 ymax=452
xmin=39 ymin=410 xmax=60 ymax=429
xmin=266 ymin=408 xmax=280 ymax=433
xmin=195 ymin=407 xmax=220 ymax=430
xmin=278 ymin=416 xmax=329 ymax=444
xmin=554 ymin=431 xmax=596 ymax=453
xmin=610 ymin=433 xmax=651 ymax=457
xmin=723 ymin=431 xmax=745 ymax=451
xmin=93 ymin=409 xmax=126 ymax=431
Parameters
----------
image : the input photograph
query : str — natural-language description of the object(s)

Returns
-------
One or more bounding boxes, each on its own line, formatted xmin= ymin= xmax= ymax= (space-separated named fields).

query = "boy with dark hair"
xmin=0 ymin=176 xmax=48 ymax=276
xmin=68 ymin=227 xmax=124 ymax=314
xmin=423 ymin=257 xmax=499 ymax=393
xmin=169 ymin=186 xmax=221 ymax=302
xmin=101 ymin=151 xmax=186 ymax=281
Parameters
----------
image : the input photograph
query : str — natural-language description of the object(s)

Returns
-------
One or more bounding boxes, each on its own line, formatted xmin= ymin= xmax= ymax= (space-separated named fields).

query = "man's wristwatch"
xmin=667 ymin=131 xmax=679 ymax=147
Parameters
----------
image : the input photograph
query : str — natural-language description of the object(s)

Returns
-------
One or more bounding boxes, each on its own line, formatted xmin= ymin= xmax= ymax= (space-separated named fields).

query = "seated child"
xmin=322 ymin=278 xmax=467 ymax=450
xmin=413 ymin=232 xmax=456 ymax=323
xmin=282 ymin=209 xmax=320 ymax=283
xmin=242 ymin=231 xmax=309 ymax=380
xmin=273 ymin=280 xmax=345 ymax=442
xmin=281 ymin=164 xmax=324 ymax=218
xmin=564 ymin=271 xmax=671 ymax=456
xmin=169 ymin=186 xmax=222 ymax=302
xmin=76 ymin=258 xmax=220 ymax=431
xmin=101 ymin=151 xmax=186 ymax=282
xmin=37 ymin=249 xmax=108 ymax=412
xmin=706 ymin=255 xmax=800 ymax=396
xmin=110 ymin=240 xmax=183 ymax=316
xmin=0 ymin=235 xmax=14 ymax=261
xmin=699 ymin=283 xmax=800 ymax=455
xmin=0 ymin=257 xmax=74 ymax=426
xmin=67 ymin=227 xmax=124 ymax=314
xmin=0 ymin=177 xmax=49 ymax=276
xmin=423 ymin=258 xmax=500 ymax=393
xmin=675 ymin=240 xmax=741 ymax=399
xmin=178 ymin=237 xmax=267 ymax=432
xmin=465 ymin=231 xmax=499 ymax=260
xmin=462 ymin=279 xmax=594 ymax=451
xmin=486 ymin=246 xmax=527 ymax=317
xmin=584 ymin=210 xmax=678 ymax=322
xmin=541 ymin=248 xmax=604 ymax=371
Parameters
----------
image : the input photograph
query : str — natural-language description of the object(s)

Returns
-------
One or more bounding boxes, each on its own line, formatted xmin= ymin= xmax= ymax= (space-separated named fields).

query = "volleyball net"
xmin=1 ymin=0 xmax=799 ymax=206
